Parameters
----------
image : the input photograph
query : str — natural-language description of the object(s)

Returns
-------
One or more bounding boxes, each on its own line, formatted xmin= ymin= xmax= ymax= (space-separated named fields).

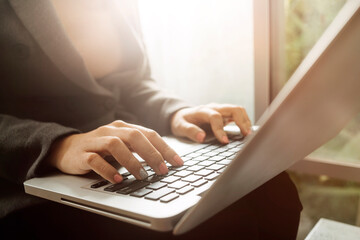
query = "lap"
xmin=0 ymin=172 xmax=302 ymax=240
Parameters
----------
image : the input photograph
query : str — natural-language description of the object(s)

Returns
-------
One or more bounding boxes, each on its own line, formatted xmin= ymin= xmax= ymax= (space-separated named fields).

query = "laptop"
xmin=24 ymin=0 xmax=360 ymax=235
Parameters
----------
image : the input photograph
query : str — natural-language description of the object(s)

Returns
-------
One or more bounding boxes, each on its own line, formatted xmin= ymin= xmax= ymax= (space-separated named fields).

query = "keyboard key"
xmin=177 ymin=186 xmax=194 ymax=195
xmin=145 ymin=187 xmax=175 ymax=201
xmin=174 ymin=170 xmax=192 ymax=178
xmin=104 ymin=178 xmax=136 ymax=192
xmin=160 ymin=193 xmax=179 ymax=203
xmin=228 ymin=142 xmax=240 ymax=147
xmin=187 ymin=152 xmax=202 ymax=158
xmin=197 ymin=160 xmax=214 ymax=167
xmin=194 ymin=156 xmax=209 ymax=161
xmin=204 ymin=145 xmax=220 ymax=150
xmin=218 ymin=168 xmax=225 ymax=173
xmin=218 ymin=159 xmax=232 ymax=165
xmin=222 ymin=145 xmax=235 ymax=150
xmin=228 ymin=146 xmax=242 ymax=152
xmin=212 ymin=148 xmax=228 ymax=153
xmin=219 ymin=152 xmax=235 ymax=157
xmin=203 ymin=152 xmax=218 ymax=157
xmin=166 ymin=170 xmax=176 ymax=176
xmin=161 ymin=176 xmax=180 ymax=184
xmin=205 ymin=172 xmax=220 ymax=180
xmin=168 ymin=181 xmax=189 ymax=189
xmin=194 ymin=169 xmax=213 ymax=177
xmin=206 ymin=164 xmax=225 ymax=171
xmin=184 ymin=160 xmax=199 ymax=166
xmin=116 ymin=181 xmax=150 ymax=194
xmin=182 ymin=156 xmax=192 ymax=161
xmin=90 ymin=180 xmax=109 ymax=188
xmin=208 ymin=155 xmax=225 ymax=161
xmin=143 ymin=166 xmax=152 ymax=171
xmin=130 ymin=188 xmax=153 ymax=197
xmin=146 ymin=182 xmax=167 ymax=190
xmin=144 ymin=174 xmax=163 ymax=183
xmin=182 ymin=175 xmax=202 ymax=183
xmin=192 ymin=179 xmax=208 ymax=187
xmin=227 ymin=155 xmax=237 ymax=160
xmin=187 ymin=165 xmax=205 ymax=172
xmin=122 ymin=172 xmax=132 ymax=177
xmin=197 ymin=148 xmax=211 ymax=154
xmin=172 ymin=165 xmax=188 ymax=171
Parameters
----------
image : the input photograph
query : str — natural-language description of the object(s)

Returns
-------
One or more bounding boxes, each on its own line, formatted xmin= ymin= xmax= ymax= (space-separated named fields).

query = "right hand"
xmin=46 ymin=120 xmax=184 ymax=183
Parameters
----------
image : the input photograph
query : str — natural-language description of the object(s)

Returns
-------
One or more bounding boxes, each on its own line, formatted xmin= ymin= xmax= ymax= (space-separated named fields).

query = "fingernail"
xmin=158 ymin=162 xmax=168 ymax=175
xmin=139 ymin=168 xmax=148 ymax=180
xmin=247 ymin=129 xmax=252 ymax=135
xmin=196 ymin=132 xmax=206 ymax=142
xmin=222 ymin=135 xmax=229 ymax=144
xmin=114 ymin=174 xmax=123 ymax=183
xmin=173 ymin=155 xmax=184 ymax=166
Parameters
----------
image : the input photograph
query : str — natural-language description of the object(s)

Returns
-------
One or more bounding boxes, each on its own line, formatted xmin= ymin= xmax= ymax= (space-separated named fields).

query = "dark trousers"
xmin=0 ymin=172 xmax=302 ymax=240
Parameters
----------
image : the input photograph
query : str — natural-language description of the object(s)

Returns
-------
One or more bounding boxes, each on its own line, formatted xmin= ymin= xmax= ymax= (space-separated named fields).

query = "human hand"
xmin=171 ymin=103 xmax=252 ymax=144
xmin=47 ymin=121 xmax=183 ymax=183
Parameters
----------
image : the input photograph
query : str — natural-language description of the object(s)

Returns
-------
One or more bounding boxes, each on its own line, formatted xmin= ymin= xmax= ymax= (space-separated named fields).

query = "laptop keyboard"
xmin=88 ymin=135 xmax=245 ymax=203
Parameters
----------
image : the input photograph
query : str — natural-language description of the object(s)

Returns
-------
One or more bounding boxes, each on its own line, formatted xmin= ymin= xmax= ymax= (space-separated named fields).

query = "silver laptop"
xmin=24 ymin=1 xmax=360 ymax=235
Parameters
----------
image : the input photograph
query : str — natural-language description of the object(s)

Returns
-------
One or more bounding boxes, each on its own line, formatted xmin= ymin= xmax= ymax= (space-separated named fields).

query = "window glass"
xmin=138 ymin=0 xmax=255 ymax=123
xmin=284 ymin=0 xmax=360 ymax=163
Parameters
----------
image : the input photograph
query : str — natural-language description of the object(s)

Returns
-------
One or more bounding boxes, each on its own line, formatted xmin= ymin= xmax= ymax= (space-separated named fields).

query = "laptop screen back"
xmin=174 ymin=0 xmax=360 ymax=235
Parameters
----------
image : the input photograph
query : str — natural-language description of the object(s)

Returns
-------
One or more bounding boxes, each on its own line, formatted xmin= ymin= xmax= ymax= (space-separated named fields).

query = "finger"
xmin=82 ymin=152 xmax=123 ymax=184
xmin=138 ymin=128 xmax=185 ymax=166
xmin=86 ymin=136 xmax=148 ymax=180
xmin=223 ymin=117 xmax=234 ymax=125
xmin=215 ymin=105 xmax=252 ymax=135
xmin=232 ymin=107 xmax=252 ymax=136
xmin=209 ymin=111 xmax=228 ymax=144
xmin=171 ymin=119 xmax=206 ymax=143
xmin=115 ymin=122 xmax=184 ymax=168
xmin=116 ymin=128 xmax=169 ymax=175
xmin=95 ymin=125 xmax=168 ymax=175
xmin=194 ymin=108 xmax=228 ymax=144
xmin=242 ymin=109 xmax=252 ymax=133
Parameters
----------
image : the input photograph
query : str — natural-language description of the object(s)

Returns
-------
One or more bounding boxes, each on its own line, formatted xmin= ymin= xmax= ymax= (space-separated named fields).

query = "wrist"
xmin=45 ymin=134 xmax=75 ymax=169
xmin=170 ymin=108 xmax=186 ymax=135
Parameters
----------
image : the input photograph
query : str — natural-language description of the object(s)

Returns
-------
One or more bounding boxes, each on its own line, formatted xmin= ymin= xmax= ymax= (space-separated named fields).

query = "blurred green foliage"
xmin=284 ymin=0 xmax=346 ymax=78
xmin=284 ymin=0 xmax=360 ymax=163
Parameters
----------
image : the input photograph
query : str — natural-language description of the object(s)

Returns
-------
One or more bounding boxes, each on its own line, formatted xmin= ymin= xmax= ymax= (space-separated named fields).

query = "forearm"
xmin=121 ymin=78 xmax=191 ymax=135
xmin=0 ymin=114 xmax=79 ymax=183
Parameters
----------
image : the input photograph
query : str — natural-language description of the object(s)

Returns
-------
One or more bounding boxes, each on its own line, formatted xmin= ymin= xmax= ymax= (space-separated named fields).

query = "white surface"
xmin=305 ymin=218 xmax=360 ymax=240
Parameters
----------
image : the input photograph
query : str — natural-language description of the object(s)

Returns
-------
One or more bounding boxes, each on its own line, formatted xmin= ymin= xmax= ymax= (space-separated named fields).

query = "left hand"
xmin=171 ymin=103 xmax=252 ymax=144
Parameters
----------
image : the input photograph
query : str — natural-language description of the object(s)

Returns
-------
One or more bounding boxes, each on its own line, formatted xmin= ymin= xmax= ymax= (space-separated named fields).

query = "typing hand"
xmin=171 ymin=103 xmax=252 ymax=144
xmin=46 ymin=121 xmax=183 ymax=184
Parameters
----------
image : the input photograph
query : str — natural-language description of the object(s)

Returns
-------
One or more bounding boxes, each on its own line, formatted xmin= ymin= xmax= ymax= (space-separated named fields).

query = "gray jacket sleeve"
xmin=115 ymin=1 xmax=191 ymax=135
xmin=120 ymin=74 xmax=191 ymax=135
xmin=0 ymin=114 xmax=79 ymax=183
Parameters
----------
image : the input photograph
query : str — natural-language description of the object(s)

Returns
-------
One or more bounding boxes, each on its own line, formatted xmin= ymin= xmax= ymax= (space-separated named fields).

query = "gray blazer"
xmin=0 ymin=0 xmax=189 ymax=217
